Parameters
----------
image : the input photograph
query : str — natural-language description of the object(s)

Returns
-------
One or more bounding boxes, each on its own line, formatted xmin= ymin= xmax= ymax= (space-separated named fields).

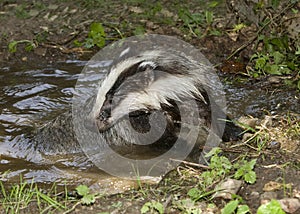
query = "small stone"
xmin=268 ymin=76 xmax=281 ymax=84
xmin=278 ymin=198 xmax=300 ymax=214
xmin=214 ymin=178 xmax=242 ymax=199
xmin=238 ymin=116 xmax=259 ymax=129
xmin=242 ymin=132 xmax=253 ymax=142
xmin=260 ymin=191 xmax=278 ymax=203
xmin=263 ymin=181 xmax=282 ymax=191
xmin=250 ymin=191 xmax=260 ymax=198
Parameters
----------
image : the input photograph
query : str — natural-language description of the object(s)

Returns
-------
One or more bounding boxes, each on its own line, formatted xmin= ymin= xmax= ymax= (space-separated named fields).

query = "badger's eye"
xmin=129 ymin=110 xmax=150 ymax=117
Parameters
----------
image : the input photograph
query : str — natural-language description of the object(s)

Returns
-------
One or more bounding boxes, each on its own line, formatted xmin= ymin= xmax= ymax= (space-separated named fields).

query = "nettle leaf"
xmin=25 ymin=42 xmax=35 ymax=52
xmin=272 ymin=51 xmax=285 ymax=64
xmin=82 ymin=194 xmax=95 ymax=205
xmin=255 ymin=57 xmax=267 ymax=70
xmin=87 ymin=22 xmax=106 ymax=48
xmin=89 ymin=22 xmax=105 ymax=37
xmin=244 ymin=171 xmax=256 ymax=184
xmin=237 ymin=205 xmax=250 ymax=214
xmin=248 ymin=159 xmax=257 ymax=169
xmin=152 ymin=201 xmax=164 ymax=214
xmin=76 ymin=185 xmax=89 ymax=196
xmin=265 ymin=64 xmax=282 ymax=75
xmin=8 ymin=41 xmax=18 ymax=53
xmin=257 ymin=199 xmax=285 ymax=214
xmin=141 ymin=201 xmax=164 ymax=214
xmin=188 ymin=187 xmax=202 ymax=200
xmin=141 ymin=202 xmax=150 ymax=213
xmin=221 ymin=200 xmax=239 ymax=214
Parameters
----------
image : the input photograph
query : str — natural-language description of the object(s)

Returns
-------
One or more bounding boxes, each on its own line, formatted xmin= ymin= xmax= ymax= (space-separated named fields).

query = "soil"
xmin=0 ymin=0 xmax=299 ymax=213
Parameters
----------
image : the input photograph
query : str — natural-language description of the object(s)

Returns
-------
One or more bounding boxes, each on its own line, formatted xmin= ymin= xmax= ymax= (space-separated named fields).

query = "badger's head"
xmin=85 ymin=50 xmax=212 ymax=143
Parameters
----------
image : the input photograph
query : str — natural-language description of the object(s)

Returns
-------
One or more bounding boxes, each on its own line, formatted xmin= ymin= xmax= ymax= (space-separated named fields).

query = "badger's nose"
xmin=84 ymin=116 xmax=98 ymax=132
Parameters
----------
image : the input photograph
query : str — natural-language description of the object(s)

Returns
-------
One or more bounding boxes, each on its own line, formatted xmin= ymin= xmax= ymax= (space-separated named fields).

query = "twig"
xmin=170 ymin=158 xmax=210 ymax=169
xmin=226 ymin=2 xmax=295 ymax=60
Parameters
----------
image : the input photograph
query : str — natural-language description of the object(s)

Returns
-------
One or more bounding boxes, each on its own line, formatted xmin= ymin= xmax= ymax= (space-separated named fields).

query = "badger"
xmin=31 ymin=41 xmax=241 ymax=164
xmin=75 ymin=48 xmax=241 ymax=158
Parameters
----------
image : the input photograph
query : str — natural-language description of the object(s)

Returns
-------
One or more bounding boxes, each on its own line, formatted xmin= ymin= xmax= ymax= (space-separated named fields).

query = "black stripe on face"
xmin=108 ymin=60 xmax=151 ymax=95
xmin=96 ymin=55 xmax=192 ymax=126
xmin=108 ymin=56 xmax=190 ymax=97
xmin=96 ymin=60 xmax=156 ymax=125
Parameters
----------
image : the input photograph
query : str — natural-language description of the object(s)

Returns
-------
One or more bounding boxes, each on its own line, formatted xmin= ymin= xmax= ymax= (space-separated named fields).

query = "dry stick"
xmin=226 ymin=2 xmax=295 ymax=60
xmin=170 ymin=158 xmax=210 ymax=169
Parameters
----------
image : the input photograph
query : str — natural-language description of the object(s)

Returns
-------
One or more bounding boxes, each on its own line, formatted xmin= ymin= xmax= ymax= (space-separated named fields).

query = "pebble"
xmin=213 ymin=178 xmax=242 ymax=199
xmin=278 ymin=198 xmax=300 ymax=213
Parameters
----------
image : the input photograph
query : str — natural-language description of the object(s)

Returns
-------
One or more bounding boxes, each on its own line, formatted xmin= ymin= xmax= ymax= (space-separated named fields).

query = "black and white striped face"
xmin=86 ymin=50 xmax=207 ymax=132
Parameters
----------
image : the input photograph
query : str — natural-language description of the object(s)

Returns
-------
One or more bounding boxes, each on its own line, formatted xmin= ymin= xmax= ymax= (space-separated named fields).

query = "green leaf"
xmin=208 ymin=1 xmax=219 ymax=8
xmin=89 ymin=22 xmax=105 ymax=37
xmin=257 ymin=199 xmax=285 ymax=214
xmin=234 ymin=159 xmax=257 ymax=183
xmin=205 ymin=11 xmax=213 ymax=25
xmin=76 ymin=185 xmax=89 ymax=196
xmin=204 ymin=147 xmax=221 ymax=158
xmin=188 ymin=188 xmax=202 ymax=200
xmin=152 ymin=201 xmax=164 ymax=214
xmin=134 ymin=26 xmax=145 ymax=35
xmin=141 ymin=202 xmax=151 ymax=214
xmin=265 ymin=64 xmax=282 ymax=75
xmin=25 ymin=42 xmax=35 ymax=52
xmin=244 ymin=171 xmax=256 ymax=184
xmin=81 ymin=194 xmax=95 ymax=205
xmin=141 ymin=201 xmax=164 ymax=214
xmin=8 ymin=41 xmax=18 ymax=53
xmin=233 ymin=23 xmax=247 ymax=32
xmin=271 ymin=0 xmax=280 ymax=9
xmin=255 ymin=57 xmax=267 ymax=70
xmin=272 ymin=51 xmax=284 ymax=64
xmin=87 ymin=22 xmax=106 ymax=48
xmin=74 ymin=40 xmax=83 ymax=47
xmin=237 ymin=204 xmax=250 ymax=214
xmin=221 ymin=200 xmax=239 ymax=214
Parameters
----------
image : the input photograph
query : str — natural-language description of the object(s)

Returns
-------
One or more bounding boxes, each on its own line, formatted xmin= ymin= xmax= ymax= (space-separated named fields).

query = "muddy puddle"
xmin=0 ymin=59 xmax=299 ymax=190
xmin=0 ymin=60 xmax=111 ymax=187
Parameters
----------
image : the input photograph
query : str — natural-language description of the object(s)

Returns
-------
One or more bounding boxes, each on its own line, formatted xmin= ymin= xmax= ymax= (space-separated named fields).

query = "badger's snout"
xmin=85 ymin=108 xmax=111 ymax=133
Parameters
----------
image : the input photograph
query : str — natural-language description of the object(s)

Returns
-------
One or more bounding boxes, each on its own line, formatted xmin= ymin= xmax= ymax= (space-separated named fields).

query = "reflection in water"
xmin=0 ymin=60 xmax=110 ymax=185
xmin=0 ymin=60 xmax=299 ymax=189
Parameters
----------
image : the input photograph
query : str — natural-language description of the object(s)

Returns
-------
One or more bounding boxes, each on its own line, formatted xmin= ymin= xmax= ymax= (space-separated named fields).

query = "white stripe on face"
xmin=90 ymin=50 xmax=162 ymax=119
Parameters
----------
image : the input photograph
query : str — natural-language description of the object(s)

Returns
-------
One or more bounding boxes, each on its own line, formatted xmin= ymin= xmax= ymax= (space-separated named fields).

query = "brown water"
xmin=0 ymin=60 xmax=299 ymax=187
xmin=0 ymin=60 xmax=112 ymax=187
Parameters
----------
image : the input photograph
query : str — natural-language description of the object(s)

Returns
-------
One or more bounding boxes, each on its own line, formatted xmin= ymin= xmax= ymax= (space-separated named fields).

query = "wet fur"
xmin=85 ymin=49 xmax=241 ymax=148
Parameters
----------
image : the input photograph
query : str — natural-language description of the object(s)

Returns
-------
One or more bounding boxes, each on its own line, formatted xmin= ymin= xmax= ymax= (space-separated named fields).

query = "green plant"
xmin=197 ymin=148 xmax=232 ymax=190
xmin=75 ymin=185 xmax=95 ymax=205
xmin=74 ymin=22 xmax=106 ymax=48
xmin=221 ymin=199 xmax=250 ymax=214
xmin=186 ymin=148 xmax=257 ymax=202
xmin=249 ymin=34 xmax=299 ymax=90
xmin=8 ymin=40 xmax=36 ymax=53
xmin=177 ymin=6 xmax=221 ymax=38
xmin=15 ymin=4 xmax=30 ymax=19
xmin=234 ymin=159 xmax=257 ymax=184
xmin=257 ymin=199 xmax=285 ymax=214
xmin=133 ymin=25 xmax=145 ymax=35
xmin=141 ymin=200 xmax=164 ymax=214
xmin=0 ymin=177 xmax=66 ymax=213
xmin=235 ymin=119 xmax=270 ymax=151
xmin=172 ymin=198 xmax=203 ymax=214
